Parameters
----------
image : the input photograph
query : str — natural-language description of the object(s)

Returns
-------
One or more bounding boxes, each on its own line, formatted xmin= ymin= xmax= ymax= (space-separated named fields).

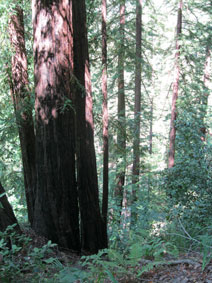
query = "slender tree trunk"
xmin=149 ymin=99 xmax=153 ymax=154
xmin=115 ymin=0 xmax=126 ymax=210
xmin=0 ymin=182 xmax=21 ymax=234
xmin=200 ymin=46 xmax=211 ymax=141
xmin=101 ymin=0 xmax=108 ymax=242
xmin=73 ymin=0 xmax=107 ymax=253
xmin=168 ymin=0 xmax=183 ymax=168
xmin=132 ymin=0 xmax=142 ymax=200
xmin=32 ymin=0 xmax=80 ymax=251
xmin=8 ymin=6 xmax=36 ymax=226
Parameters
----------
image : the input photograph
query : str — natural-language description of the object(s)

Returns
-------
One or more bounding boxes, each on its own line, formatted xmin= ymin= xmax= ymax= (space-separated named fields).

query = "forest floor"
xmin=4 ymin=227 xmax=212 ymax=282
xmin=133 ymin=255 xmax=212 ymax=283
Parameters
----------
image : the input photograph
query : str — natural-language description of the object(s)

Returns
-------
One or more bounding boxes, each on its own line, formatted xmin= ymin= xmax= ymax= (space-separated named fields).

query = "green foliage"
xmin=0 ymin=0 xmax=212 ymax=280
xmin=0 ymin=225 xmax=59 ymax=282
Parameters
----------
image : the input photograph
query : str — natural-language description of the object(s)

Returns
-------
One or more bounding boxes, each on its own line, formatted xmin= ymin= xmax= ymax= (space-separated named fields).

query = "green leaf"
xmin=105 ymin=270 xmax=119 ymax=283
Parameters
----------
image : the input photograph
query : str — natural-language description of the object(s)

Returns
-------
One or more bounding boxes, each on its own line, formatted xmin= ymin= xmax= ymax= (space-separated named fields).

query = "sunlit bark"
xmin=32 ymin=0 xmax=80 ymax=250
xmin=168 ymin=0 xmax=183 ymax=168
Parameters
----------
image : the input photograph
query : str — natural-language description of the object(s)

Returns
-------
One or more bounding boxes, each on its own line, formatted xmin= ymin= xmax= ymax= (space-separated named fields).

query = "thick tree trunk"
xmin=32 ymin=0 xmax=80 ymax=251
xmin=73 ymin=0 xmax=107 ymax=253
xmin=0 ymin=182 xmax=20 ymax=234
xmin=132 ymin=0 xmax=142 ymax=205
xmin=9 ymin=6 xmax=36 ymax=226
xmin=101 ymin=0 xmax=108 ymax=244
xmin=115 ymin=0 xmax=126 ymax=211
xmin=168 ymin=0 xmax=182 ymax=168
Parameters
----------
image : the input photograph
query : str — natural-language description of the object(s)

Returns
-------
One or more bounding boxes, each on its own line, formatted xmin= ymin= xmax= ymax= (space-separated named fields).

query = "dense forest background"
xmin=0 ymin=0 xmax=212 ymax=281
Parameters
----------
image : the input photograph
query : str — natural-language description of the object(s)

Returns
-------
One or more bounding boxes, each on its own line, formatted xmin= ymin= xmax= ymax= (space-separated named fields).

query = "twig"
xmin=178 ymin=218 xmax=212 ymax=249
xmin=139 ymin=258 xmax=200 ymax=267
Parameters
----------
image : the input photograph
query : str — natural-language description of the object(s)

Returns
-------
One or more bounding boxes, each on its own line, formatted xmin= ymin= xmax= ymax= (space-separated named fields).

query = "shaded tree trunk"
xmin=200 ymin=45 xmax=211 ymax=141
xmin=8 ymin=6 xmax=36 ymax=226
xmin=132 ymin=0 xmax=142 ymax=204
xmin=168 ymin=0 xmax=183 ymax=168
xmin=149 ymin=99 xmax=153 ymax=154
xmin=101 ymin=0 xmax=108 ymax=244
xmin=32 ymin=0 xmax=80 ymax=251
xmin=0 ymin=182 xmax=20 ymax=234
xmin=115 ymin=0 xmax=126 ymax=211
xmin=73 ymin=0 xmax=107 ymax=253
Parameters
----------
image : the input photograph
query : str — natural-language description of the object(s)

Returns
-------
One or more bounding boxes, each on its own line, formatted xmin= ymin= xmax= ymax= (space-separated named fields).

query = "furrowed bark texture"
xmin=73 ymin=0 xmax=107 ymax=252
xmin=9 ymin=6 xmax=36 ymax=226
xmin=32 ymin=0 xmax=80 ymax=251
xmin=115 ymin=0 xmax=126 ymax=210
xmin=168 ymin=0 xmax=182 ymax=168
xmin=101 ymin=0 xmax=108 ymax=244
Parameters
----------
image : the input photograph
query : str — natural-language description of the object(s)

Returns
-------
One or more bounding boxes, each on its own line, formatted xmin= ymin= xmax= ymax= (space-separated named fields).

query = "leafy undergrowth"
xmin=1 ymin=225 xmax=212 ymax=282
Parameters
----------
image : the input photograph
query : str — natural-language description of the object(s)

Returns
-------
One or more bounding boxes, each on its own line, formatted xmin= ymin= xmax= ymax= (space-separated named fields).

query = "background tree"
xmin=8 ymin=5 xmax=36 ymax=226
xmin=101 ymin=0 xmax=109 ymax=241
xmin=168 ymin=0 xmax=183 ymax=168
xmin=115 ymin=0 xmax=126 ymax=212
xmin=131 ymin=0 xmax=142 ymax=223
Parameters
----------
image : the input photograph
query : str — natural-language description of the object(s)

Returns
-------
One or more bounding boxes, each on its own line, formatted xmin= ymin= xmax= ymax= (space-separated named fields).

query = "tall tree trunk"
xmin=101 ymin=0 xmax=108 ymax=244
xmin=8 ymin=6 xmax=36 ymax=226
xmin=32 ymin=0 xmax=80 ymax=251
xmin=0 ymin=182 xmax=21 ymax=234
xmin=168 ymin=0 xmax=183 ymax=168
xmin=115 ymin=0 xmax=126 ymax=211
xmin=73 ymin=0 xmax=107 ymax=253
xmin=149 ymin=99 xmax=153 ymax=154
xmin=200 ymin=45 xmax=211 ymax=141
xmin=132 ymin=0 xmax=142 ymax=206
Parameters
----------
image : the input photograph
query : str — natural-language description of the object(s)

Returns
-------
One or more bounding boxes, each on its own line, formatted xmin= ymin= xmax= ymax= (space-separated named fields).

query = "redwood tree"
xmin=132 ymin=0 xmax=142 ymax=201
xmin=9 ymin=6 xmax=36 ymax=225
xmin=115 ymin=0 xmax=126 ymax=210
xmin=101 ymin=0 xmax=108 ymax=243
xmin=32 ymin=0 xmax=80 ymax=251
xmin=73 ymin=0 xmax=107 ymax=252
xmin=168 ymin=0 xmax=183 ymax=168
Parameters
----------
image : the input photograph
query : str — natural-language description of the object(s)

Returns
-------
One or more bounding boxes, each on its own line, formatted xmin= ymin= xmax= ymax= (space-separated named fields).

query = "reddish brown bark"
xmin=115 ymin=0 xmax=126 ymax=209
xmin=168 ymin=0 xmax=183 ymax=168
xmin=32 ymin=0 xmax=80 ymax=250
xmin=101 ymin=0 xmax=108 ymax=242
xmin=73 ymin=0 xmax=107 ymax=252
xmin=9 ymin=6 xmax=36 ymax=225
xmin=131 ymin=0 xmax=142 ymax=225
xmin=132 ymin=0 xmax=142 ymax=186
